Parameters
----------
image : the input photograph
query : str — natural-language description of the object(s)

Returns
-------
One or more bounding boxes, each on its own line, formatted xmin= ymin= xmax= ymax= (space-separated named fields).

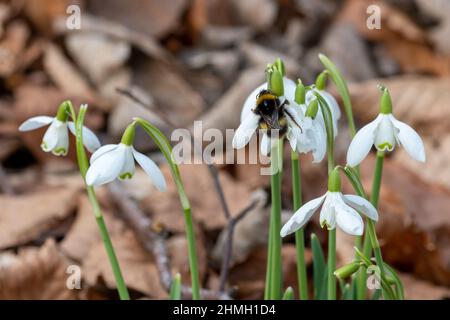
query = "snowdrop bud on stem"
xmin=295 ymin=80 xmax=305 ymax=105
xmin=269 ymin=68 xmax=284 ymax=97
xmin=274 ymin=58 xmax=285 ymax=77
xmin=305 ymin=100 xmax=319 ymax=119
xmin=315 ymin=71 xmax=328 ymax=91
xmin=328 ymin=168 xmax=341 ymax=192
xmin=334 ymin=262 xmax=361 ymax=280
xmin=56 ymin=101 xmax=70 ymax=122
xmin=120 ymin=123 xmax=136 ymax=146
xmin=379 ymin=86 xmax=392 ymax=114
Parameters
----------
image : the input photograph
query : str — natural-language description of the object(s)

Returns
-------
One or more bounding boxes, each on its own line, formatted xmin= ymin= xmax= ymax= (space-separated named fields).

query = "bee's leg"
xmin=285 ymin=108 xmax=302 ymax=133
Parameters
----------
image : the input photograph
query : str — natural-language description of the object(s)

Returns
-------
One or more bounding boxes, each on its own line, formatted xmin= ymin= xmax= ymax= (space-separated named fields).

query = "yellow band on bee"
xmin=257 ymin=93 xmax=277 ymax=106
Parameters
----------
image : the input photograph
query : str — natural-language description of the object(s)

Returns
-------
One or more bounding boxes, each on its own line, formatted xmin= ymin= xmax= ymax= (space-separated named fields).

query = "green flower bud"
xmin=305 ymin=99 xmax=319 ymax=119
xmin=315 ymin=71 xmax=328 ymax=91
xmin=282 ymin=287 xmax=294 ymax=300
xmin=334 ymin=262 xmax=361 ymax=279
xmin=269 ymin=69 xmax=284 ymax=97
xmin=56 ymin=101 xmax=70 ymax=122
xmin=121 ymin=123 xmax=136 ymax=146
xmin=274 ymin=58 xmax=285 ymax=77
xmin=328 ymin=168 xmax=341 ymax=192
xmin=295 ymin=80 xmax=305 ymax=105
xmin=379 ymin=86 xmax=392 ymax=114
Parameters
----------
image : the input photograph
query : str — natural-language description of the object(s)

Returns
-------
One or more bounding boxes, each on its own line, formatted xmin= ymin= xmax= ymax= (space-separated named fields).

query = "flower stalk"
xmin=70 ymin=102 xmax=130 ymax=300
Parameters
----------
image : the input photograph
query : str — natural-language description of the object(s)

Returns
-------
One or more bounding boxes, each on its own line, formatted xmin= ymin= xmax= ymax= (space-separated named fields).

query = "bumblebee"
xmin=252 ymin=89 xmax=301 ymax=137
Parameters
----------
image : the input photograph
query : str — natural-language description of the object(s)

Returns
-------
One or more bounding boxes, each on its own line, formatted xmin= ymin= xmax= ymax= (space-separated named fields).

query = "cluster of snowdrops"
xmin=18 ymin=55 xmax=425 ymax=300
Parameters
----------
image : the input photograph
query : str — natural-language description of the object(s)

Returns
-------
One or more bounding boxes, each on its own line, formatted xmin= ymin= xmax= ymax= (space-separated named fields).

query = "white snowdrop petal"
xmin=89 ymin=144 xmax=118 ymax=164
xmin=68 ymin=122 xmax=101 ymax=153
xmin=310 ymin=121 xmax=327 ymax=163
xmin=389 ymin=115 xmax=426 ymax=162
xmin=232 ymin=112 xmax=260 ymax=149
xmin=319 ymin=192 xmax=337 ymax=230
xmin=41 ymin=120 xmax=62 ymax=152
xmin=320 ymin=90 xmax=341 ymax=121
xmin=132 ymin=148 xmax=167 ymax=192
xmin=241 ymin=83 xmax=266 ymax=121
xmin=335 ymin=203 xmax=364 ymax=236
xmin=52 ymin=122 xmax=69 ymax=156
xmin=119 ymin=147 xmax=136 ymax=179
xmin=283 ymin=77 xmax=297 ymax=101
xmin=19 ymin=116 xmax=54 ymax=131
xmin=86 ymin=146 xmax=125 ymax=186
xmin=281 ymin=193 xmax=327 ymax=237
xmin=346 ymin=115 xmax=382 ymax=167
xmin=343 ymin=194 xmax=378 ymax=221
xmin=260 ymin=133 xmax=271 ymax=156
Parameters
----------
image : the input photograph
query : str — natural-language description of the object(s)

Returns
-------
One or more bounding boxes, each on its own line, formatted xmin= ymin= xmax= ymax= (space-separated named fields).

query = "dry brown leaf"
xmin=347 ymin=157 xmax=450 ymax=287
xmin=143 ymin=164 xmax=253 ymax=232
xmin=60 ymin=195 xmax=125 ymax=262
xmin=0 ymin=187 xmax=79 ymax=249
xmin=43 ymin=43 xmax=98 ymax=101
xmin=83 ymin=229 xmax=167 ymax=298
xmin=0 ymin=239 xmax=78 ymax=299
xmin=88 ymin=0 xmax=188 ymax=39
xmin=338 ymin=0 xmax=450 ymax=76
xmin=401 ymin=273 xmax=450 ymax=300
xmin=0 ymin=20 xmax=30 ymax=77
xmin=167 ymin=233 xmax=208 ymax=285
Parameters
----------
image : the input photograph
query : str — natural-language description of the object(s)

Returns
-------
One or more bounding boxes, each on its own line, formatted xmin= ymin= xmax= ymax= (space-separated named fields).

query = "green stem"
xmin=71 ymin=103 xmax=129 ymax=300
xmin=359 ymin=151 xmax=386 ymax=299
xmin=269 ymin=139 xmax=283 ymax=299
xmin=327 ymin=229 xmax=336 ymax=300
xmin=184 ymin=208 xmax=201 ymax=300
xmin=134 ymin=118 xmax=201 ymax=300
xmin=291 ymin=152 xmax=308 ymax=300
xmin=264 ymin=218 xmax=274 ymax=300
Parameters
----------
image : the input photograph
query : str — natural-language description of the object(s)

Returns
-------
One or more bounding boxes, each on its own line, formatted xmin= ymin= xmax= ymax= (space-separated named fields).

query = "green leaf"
xmin=170 ymin=273 xmax=182 ymax=300
xmin=282 ymin=287 xmax=294 ymax=300
xmin=383 ymin=263 xmax=405 ymax=300
xmin=371 ymin=289 xmax=382 ymax=300
xmin=318 ymin=53 xmax=356 ymax=136
xmin=311 ymin=233 xmax=326 ymax=299
xmin=339 ymin=280 xmax=353 ymax=300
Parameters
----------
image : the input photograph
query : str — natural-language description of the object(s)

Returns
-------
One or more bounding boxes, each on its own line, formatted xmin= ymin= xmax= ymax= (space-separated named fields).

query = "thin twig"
xmin=218 ymin=198 xmax=259 ymax=292
xmin=107 ymin=182 xmax=231 ymax=300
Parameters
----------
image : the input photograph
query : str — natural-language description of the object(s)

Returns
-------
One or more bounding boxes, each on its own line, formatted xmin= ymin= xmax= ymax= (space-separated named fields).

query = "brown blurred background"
xmin=0 ymin=0 xmax=449 ymax=300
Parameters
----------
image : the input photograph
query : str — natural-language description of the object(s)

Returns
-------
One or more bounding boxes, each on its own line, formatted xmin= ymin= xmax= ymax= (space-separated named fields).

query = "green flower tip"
xmin=282 ymin=287 xmax=294 ymax=300
xmin=295 ymin=80 xmax=305 ymax=105
xmin=379 ymin=85 xmax=392 ymax=114
xmin=268 ymin=68 xmax=284 ymax=97
xmin=305 ymin=99 xmax=319 ymax=118
xmin=121 ymin=123 xmax=136 ymax=146
xmin=56 ymin=101 xmax=71 ymax=122
xmin=315 ymin=71 xmax=328 ymax=91
xmin=328 ymin=168 xmax=341 ymax=192
xmin=334 ymin=262 xmax=361 ymax=279
xmin=274 ymin=58 xmax=285 ymax=77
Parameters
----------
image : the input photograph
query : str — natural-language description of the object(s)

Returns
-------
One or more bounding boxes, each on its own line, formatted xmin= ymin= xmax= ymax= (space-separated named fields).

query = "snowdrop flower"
xmin=233 ymin=67 xmax=304 ymax=156
xmin=305 ymin=72 xmax=341 ymax=137
xmin=287 ymin=84 xmax=327 ymax=162
xmin=281 ymin=169 xmax=378 ymax=237
xmin=18 ymin=102 xmax=100 ymax=156
xmin=346 ymin=87 xmax=426 ymax=167
xmin=86 ymin=123 xmax=166 ymax=191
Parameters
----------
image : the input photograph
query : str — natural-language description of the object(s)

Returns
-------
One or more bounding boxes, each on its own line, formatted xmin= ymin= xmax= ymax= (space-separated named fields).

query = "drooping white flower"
xmin=346 ymin=88 xmax=426 ymax=167
xmin=233 ymin=76 xmax=305 ymax=156
xmin=18 ymin=104 xmax=100 ymax=156
xmin=280 ymin=169 xmax=378 ymax=237
xmin=305 ymin=87 xmax=341 ymax=138
xmin=86 ymin=124 xmax=166 ymax=191
xmin=287 ymin=98 xmax=327 ymax=163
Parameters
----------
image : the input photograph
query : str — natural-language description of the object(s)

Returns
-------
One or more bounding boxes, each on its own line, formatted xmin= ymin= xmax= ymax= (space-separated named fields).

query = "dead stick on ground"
xmin=107 ymin=182 xmax=231 ymax=300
